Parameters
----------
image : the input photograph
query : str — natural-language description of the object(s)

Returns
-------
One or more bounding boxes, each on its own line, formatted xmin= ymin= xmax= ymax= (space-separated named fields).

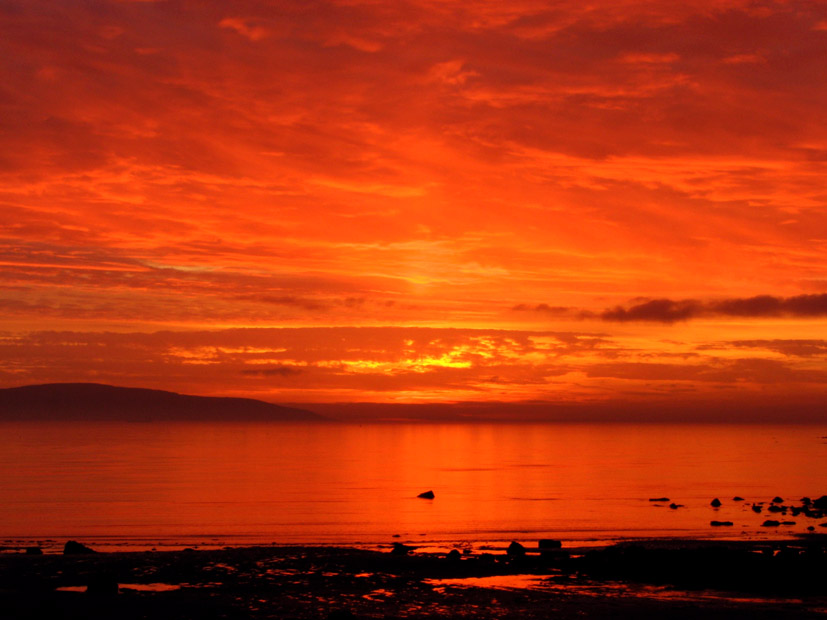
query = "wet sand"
xmin=1 ymin=538 xmax=825 ymax=619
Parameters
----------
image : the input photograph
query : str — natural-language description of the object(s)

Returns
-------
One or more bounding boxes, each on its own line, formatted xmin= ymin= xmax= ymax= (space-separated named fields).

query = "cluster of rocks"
xmin=652 ymin=494 xmax=827 ymax=530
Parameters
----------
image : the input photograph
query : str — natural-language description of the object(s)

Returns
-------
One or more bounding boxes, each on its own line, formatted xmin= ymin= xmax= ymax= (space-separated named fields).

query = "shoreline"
xmin=1 ymin=537 xmax=825 ymax=619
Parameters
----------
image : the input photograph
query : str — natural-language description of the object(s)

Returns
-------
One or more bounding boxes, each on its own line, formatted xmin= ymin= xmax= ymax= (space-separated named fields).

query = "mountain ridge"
xmin=0 ymin=383 xmax=325 ymax=422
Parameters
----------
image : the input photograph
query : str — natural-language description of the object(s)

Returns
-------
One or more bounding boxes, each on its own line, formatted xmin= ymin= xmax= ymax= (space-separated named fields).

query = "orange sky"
xmin=1 ymin=1 xmax=826 ymax=414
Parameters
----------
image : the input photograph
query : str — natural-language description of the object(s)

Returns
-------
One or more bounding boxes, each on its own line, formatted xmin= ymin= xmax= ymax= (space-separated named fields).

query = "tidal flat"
xmin=1 ymin=538 xmax=825 ymax=619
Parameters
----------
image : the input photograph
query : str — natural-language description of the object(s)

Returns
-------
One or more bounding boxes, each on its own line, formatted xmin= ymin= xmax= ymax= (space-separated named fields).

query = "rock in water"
xmin=771 ymin=496 xmax=784 ymax=504
xmin=507 ymin=541 xmax=526 ymax=557
xmin=710 ymin=520 xmax=733 ymax=526
xmin=64 ymin=540 xmax=96 ymax=555
xmin=648 ymin=497 xmax=670 ymax=502
xmin=25 ymin=547 xmax=43 ymax=555
xmin=710 ymin=498 xmax=722 ymax=507
xmin=417 ymin=490 xmax=435 ymax=499
xmin=539 ymin=539 xmax=562 ymax=550
xmin=446 ymin=549 xmax=461 ymax=561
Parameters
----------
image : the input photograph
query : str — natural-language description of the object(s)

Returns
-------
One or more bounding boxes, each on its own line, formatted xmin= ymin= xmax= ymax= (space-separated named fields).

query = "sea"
xmin=1 ymin=422 xmax=824 ymax=553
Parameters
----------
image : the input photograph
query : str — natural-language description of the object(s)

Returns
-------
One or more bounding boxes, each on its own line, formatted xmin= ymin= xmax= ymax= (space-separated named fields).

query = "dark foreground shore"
xmin=1 ymin=538 xmax=825 ymax=619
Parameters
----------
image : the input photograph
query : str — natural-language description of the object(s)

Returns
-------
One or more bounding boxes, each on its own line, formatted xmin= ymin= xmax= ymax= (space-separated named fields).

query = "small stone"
xmin=25 ymin=547 xmax=43 ymax=555
xmin=710 ymin=498 xmax=722 ymax=507
xmin=446 ymin=549 xmax=461 ymax=561
xmin=506 ymin=541 xmax=526 ymax=557
xmin=538 ymin=539 xmax=562 ymax=550
xmin=417 ymin=490 xmax=435 ymax=499
xmin=648 ymin=497 xmax=670 ymax=502
xmin=771 ymin=496 xmax=784 ymax=504
xmin=732 ymin=496 xmax=745 ymax=501
xmin=710 ymin=520 xmax=733 ymax=526
xmin=762 ymin=520 xmax=781 ymax=527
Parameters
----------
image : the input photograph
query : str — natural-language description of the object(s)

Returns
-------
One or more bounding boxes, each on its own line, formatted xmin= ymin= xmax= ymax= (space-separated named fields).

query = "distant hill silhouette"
xmin=0 ymin=383 xmax=325 ymax=422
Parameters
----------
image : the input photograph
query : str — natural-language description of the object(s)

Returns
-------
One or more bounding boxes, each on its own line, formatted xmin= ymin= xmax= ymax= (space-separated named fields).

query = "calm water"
xmin=1 ymin=422 xmax=824 ymax=551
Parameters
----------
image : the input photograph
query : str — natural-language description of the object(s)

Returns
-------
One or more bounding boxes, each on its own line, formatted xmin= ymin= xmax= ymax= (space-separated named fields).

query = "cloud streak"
xmin=601 ymin=294 xmax=827 ymax=322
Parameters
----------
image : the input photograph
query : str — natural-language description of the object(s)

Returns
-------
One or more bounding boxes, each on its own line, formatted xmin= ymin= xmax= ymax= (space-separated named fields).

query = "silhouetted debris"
xmin=801 ymin=497 xmax=812 ymax=505
xmin=710 ymin=521 xmax=733 ymax=527
xmin=648 ymin=497 xmax=669 ymax=502
xmin=63 ymin=540 xmax=96 ymax=555
xmin=417 ymin=490 xmax=435 ymax=499
xmin=390 ymin=542 xmax=414 ymax=555
xmin=0 ymin=542 xmax=824 ymax=619
xmin=762 ymin=520 xmax=781 ymax=527
xmin=538 ymin=539 xmax=562 ymax=550
xmin=24 ymin=547 xmax=42 ymax=555
xmin=781 ymin=521 xmax=796 ymax=526
xmin=732 ymin=496 xmax=744 ymax=501
xmin=506 ymin=541 xmax=526 ymax=557
xmin=813 ymin=495 xmax=827 ymax=510
xmin=752 ymin=504 xmax=763 ymax=513
xmin=710 ymin=498 xmax=722 ymax=507
xmin=668 ymin=503 xmax=683 ymax=509
xmin=768 ymin=504 xmax=785 ymax=513
xmin=772 ymin=496 xmax=784 ymax=504
xmin=446 ymin=549 xmax=461 ymax=561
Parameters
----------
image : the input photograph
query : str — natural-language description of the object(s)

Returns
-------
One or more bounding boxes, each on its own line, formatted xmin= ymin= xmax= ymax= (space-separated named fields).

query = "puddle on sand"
xmin=426 ymin=575 xmax=546 ymax=591
xmin=427 ymin=575 xmax=826 ymax=610
xmin=56 ymin=583 xmax=182 ymax=592
xmin=363 ymin=589 xmax=395 ymax=601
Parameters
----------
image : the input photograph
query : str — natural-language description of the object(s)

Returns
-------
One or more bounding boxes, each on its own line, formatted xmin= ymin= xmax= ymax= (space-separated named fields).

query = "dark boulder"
xmin=812 ymin=496 xmax=827 ymax=510
xmin=781 ymin=521 xmax=796 ymax=526
xmin=390 ymin=542 xmax=414 ymax=555
xmin=710 ymin=521 xmax=733 ymax=527
xmin=710 ymin=498 xmax=722 ymax=507
xmin=417 ymin=490 xmax=435 ymax=499
xmin=768 ymin=505 xmax=784 ymax=513
xmin=762 ymin=520 xmax=781 ymax=527
xmin=732 ymin=496 xmax=744 ymax=501
xmin=752 ymin=504 xmax=763 ymax=513
xmin=64 ymin=540 xmax=96 ymax=555
xmin=669 ymin=503 xmax=683 ymax=509
xmin=801 ymin=497 xmax=812 ymax=505
xmin=446 ymin=549 xmax=461 ymax=561
xmin=771 ymin=496 xmax=784 ymax=504
xmin=25 ymin=546 xmax=43 ymax=555
xmin=648 ymin=497 xmax=669 ymax=502
xmin=539 ymin=539 xmax=562 ymax=550
xmin=506 ymin=541 xmax=526 ymax=557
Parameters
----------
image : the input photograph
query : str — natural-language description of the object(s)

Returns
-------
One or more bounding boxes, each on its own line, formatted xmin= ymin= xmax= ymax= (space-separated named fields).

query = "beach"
xmin=2 ymin=538 xmax=825 ymax=619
